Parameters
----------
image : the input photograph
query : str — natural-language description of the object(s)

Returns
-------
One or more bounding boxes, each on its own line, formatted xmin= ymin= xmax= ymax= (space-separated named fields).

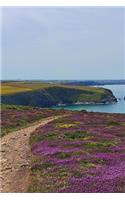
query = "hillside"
xmin=1 ymin=82 xmax=117 ymax=107
xmin=1 ymin=105 xmax=125 ymax=192
xmin=1 ymin=104 xmax=68 ymax=137
xmin=29 ymin=112 xmax=125 ymax=192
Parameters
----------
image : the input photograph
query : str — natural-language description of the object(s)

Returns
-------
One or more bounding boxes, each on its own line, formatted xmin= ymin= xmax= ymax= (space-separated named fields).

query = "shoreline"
xmin=55 ymin=100 xmax=117 ymax=107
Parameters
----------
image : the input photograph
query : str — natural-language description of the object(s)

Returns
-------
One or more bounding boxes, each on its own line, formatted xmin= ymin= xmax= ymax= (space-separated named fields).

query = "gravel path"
xmin=0 ymin=116 xmax=58 ymax=193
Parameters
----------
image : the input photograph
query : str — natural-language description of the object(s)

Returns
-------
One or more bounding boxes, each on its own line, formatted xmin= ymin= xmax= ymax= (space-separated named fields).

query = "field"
xmin=29 ymin=112 xmax=125 ymax=192
xmin=1 ymin=104 xmax=68 ymax=137
xmin=1 ymin=81 xmax=107 ymax=95
xmin=1 ymin=82 xmax=53 ymax=95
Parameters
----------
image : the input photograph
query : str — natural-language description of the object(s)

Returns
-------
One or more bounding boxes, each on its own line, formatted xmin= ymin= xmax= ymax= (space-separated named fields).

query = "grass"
xmin=1 ymin=82 xmax=52 ymax=95
xmin=1 ymin=81 xmax=107 ymax=96
xmin=107 ymin=121 xmax=122 ymax=126
xmin=55 ymin=152 xmax=72 ymax=159
xmin=1 ymin=85 xmax=32 ymax=95
xmin=30 ymin=130 xmax=89 ymax=145
xmin=64 ymin=130 xmax=88 ymax=140
xmin=1 ymin=82 xmax=112 ymax=109
xmin=1 ymin=104 xmax=35 ymax=110
xmin=85 ymin=141 xmax=116 ymax=148
xmin=29 ymin=132 xmax=58 ymax=145
xmin=80 ymin=160 xmax=95 ymax=168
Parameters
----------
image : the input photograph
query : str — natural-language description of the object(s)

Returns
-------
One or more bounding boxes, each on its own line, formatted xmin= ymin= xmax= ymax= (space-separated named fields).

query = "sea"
xmin=52 ymin=85 xmax=125 ymax=113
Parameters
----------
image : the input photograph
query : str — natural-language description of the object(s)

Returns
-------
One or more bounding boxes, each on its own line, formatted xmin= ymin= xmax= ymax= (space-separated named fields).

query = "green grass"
xmin=55 ymin=152 xmax=72 ymax=159
xmin=85 ymin=141 xmax=116 ymax=148
xmin=29 ymin=130 xmax=90 ymax=145
xmin=64 ymin=130 xmax=89 ymax=140
xmin=1 ymin=81 xmax=106 ymax=96
xmin=80 ymin=160 xmax=95 ymax=168
xmin=29 ymin=132 xmax=58 ymax=145
xmin=1 ymin=82 xmax=115 ymax=114
xmin=107 ymin=121 xmax=122 ymax=126
xmin=1 ymin=103 xmax=36 ymax=110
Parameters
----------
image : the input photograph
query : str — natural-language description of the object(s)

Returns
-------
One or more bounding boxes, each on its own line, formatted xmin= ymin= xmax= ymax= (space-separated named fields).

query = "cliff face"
xmin=99 ymin=88 xmax=117 ymax=104
xmin=1 ymin=86 xmax=117 ymax=107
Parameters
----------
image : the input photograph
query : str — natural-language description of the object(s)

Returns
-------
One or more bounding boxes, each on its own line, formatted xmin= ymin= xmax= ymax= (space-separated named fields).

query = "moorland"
xmin=0 ymin=81 xmax=125 ymax=193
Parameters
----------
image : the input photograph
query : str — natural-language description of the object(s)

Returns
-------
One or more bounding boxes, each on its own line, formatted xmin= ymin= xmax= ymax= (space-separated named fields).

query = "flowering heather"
xmin=29 ymin=112 xmax=125 ymax=193
xmin=1 ymin=104 xmax=68 ymax=136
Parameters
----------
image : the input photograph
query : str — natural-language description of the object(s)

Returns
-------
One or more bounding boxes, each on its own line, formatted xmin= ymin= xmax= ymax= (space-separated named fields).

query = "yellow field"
xmin=1 ymin=81 xmax=105 ymax=95
xmin=1 ymin=82 xmax=52 ymax=95
xmin=1 ymin=86 xmax=32 ymax=95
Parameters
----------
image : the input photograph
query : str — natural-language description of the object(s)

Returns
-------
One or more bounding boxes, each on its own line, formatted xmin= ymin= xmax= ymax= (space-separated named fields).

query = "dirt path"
xmin=0 ymin=116 xmax=58 ymax=193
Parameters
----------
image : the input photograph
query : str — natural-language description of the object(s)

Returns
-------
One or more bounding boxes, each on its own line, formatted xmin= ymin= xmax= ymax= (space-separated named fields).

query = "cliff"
xmin=1 ymin=86 xmax=117 ymax=107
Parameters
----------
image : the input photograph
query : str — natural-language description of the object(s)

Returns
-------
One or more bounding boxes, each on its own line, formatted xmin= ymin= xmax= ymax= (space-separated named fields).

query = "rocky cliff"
xmin=1 ymin=86 xmax=117 ymax=107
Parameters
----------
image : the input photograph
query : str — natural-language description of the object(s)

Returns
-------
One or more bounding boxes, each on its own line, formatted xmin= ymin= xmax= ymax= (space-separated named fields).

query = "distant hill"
xmin=1 ymin=81 xmax=117 ymax=107
xmin=61 ymin=79 xmax=125 ymax=86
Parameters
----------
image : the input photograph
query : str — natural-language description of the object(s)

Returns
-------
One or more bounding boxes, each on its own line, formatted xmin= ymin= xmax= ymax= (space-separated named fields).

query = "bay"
xmin=52 ymin=85 xmax=125 ymax=113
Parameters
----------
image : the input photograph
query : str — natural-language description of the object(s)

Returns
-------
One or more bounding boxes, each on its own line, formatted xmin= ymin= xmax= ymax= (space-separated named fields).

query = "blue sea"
xmin=52 ymin=85 xmax=125 ymax=113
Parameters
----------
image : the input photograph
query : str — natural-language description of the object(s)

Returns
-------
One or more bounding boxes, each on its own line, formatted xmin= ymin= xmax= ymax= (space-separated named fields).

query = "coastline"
xmin=55 ymin=100 xmax=117 ymax=108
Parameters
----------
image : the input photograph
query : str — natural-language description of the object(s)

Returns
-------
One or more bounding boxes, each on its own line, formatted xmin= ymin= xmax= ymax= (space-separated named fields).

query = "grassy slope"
xmin=1 ymin=82 xmax=115 ymax=106
xmin=1 ymin=81 xmax=106 ymax=96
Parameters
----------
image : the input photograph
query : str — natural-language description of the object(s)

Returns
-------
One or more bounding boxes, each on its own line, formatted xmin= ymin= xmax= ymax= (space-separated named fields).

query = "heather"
xmin=29 ymin=112 xmax=125 ymax=192
xmin=1 ymin=104 xmax=68 ymax=137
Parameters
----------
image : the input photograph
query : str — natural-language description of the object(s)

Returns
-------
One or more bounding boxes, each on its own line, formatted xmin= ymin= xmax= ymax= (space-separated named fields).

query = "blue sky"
xmin=2 ymin=7 xmax=125 ymax=80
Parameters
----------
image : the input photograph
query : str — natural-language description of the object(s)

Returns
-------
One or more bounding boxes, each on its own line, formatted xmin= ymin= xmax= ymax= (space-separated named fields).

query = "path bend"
xmin=0 ymin=116 xmax=59 ymax=193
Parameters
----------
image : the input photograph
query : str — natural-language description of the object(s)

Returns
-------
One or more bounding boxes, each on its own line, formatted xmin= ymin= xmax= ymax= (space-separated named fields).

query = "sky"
xmin=1 ymin=7 xmax=125 ymax=80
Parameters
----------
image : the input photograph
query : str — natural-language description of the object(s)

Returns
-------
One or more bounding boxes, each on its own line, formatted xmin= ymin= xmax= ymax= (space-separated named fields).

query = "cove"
xmin=52 ymin=85 xmax=125 ymax=113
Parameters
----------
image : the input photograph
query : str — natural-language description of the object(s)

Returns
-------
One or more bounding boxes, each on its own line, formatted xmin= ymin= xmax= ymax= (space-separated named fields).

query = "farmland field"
xmin=29 ymin=112 xmax=125 ymax=192
xmin=1 ymin=81 xmax=110 ymax=95
xmin=1 ymin=82 xmax=53 ymax=95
